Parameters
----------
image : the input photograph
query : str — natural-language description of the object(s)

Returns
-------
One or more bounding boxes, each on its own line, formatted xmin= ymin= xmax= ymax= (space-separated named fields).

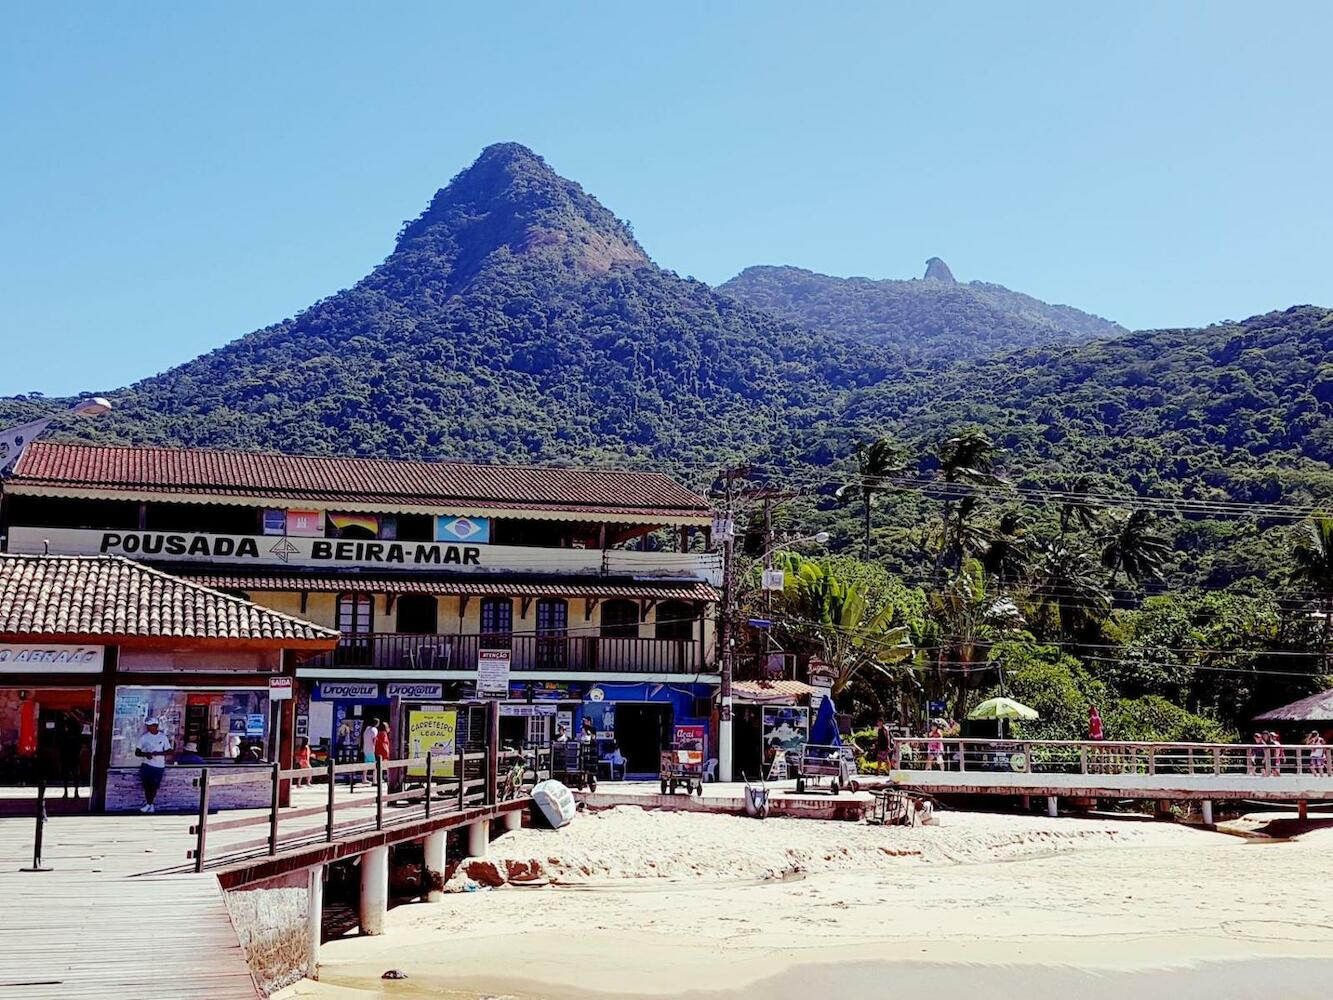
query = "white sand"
xmin=277 ymin=807 xmax=1333 ymax=1000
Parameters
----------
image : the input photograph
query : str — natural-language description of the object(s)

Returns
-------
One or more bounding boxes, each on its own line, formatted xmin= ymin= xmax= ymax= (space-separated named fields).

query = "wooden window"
xmin=536 ymin=598 xmax=568 ymax=668
xmin=480 ymin=598 xmax=513 ymax=649
xmin=601 ymin=599 xmax=640 ymax=639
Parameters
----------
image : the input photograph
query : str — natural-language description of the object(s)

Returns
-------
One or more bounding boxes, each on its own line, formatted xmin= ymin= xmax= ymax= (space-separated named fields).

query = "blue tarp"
xmin=809 ymin=695 xmax=841 ymax=746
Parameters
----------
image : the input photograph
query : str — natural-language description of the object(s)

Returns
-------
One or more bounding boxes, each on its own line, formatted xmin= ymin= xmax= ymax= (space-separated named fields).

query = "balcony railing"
xmin=307 ymin=632 xmax=709 ymax=674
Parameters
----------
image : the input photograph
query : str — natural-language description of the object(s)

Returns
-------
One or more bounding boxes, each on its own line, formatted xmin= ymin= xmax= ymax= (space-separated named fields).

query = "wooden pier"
xmin=0 ymin=751 xmax=531 ymax=998
xmin=0 ymin=804 xmax=260 ymax=999
xmin=890 ymin=737 xmax=1333 ymax=817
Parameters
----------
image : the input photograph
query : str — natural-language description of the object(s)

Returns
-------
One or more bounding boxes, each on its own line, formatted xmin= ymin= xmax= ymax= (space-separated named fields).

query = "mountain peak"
xmin=391 ymin=143 xmax=647 ymax=283
xmin=923 ymin=257 xmax=956 ymax=282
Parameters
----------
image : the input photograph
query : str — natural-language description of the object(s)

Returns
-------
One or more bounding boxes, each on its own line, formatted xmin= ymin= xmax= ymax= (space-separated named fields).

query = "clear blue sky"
xmin=2 ymin=2 xmax=1330 ymax=397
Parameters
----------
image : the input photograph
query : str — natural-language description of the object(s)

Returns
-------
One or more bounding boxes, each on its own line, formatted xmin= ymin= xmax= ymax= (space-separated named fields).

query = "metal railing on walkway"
xmin=890 ymin=737 xmax=1333 ymax=778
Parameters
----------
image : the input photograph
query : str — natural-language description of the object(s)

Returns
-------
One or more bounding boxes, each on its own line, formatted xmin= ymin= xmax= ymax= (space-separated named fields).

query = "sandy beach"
xmin=276 ymin=806 xmax=1333 ymax=1000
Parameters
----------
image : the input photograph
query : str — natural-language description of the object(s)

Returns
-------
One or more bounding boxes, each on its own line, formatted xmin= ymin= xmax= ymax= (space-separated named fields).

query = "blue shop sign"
xmin=315 ymin=681 xmax=381 ymax=701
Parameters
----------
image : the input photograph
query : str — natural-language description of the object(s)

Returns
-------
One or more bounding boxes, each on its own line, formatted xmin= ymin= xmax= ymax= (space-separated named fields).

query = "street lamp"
xmin=718 ymin=528 xmax=831 ymax=783
xmin=0 ymin=397 xmax=113 ymax=476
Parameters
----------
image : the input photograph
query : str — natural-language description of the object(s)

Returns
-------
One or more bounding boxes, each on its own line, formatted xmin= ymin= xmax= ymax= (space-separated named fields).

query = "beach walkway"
xmin=0 ymin=803 xmax=260 ymax=999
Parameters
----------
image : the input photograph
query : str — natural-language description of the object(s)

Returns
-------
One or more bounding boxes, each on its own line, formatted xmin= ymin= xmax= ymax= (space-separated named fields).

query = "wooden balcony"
xmin=306 ymin=632 xmax=708 ymax=674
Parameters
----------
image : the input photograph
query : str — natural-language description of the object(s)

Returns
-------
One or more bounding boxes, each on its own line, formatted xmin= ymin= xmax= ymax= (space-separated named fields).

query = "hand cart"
xmin=788 ymin=742 xmax=858 ymax=795
xmin=659 ymin=726 xmax=706 ymax=795
xmin=550 ymin=740 xmax=598 ymax=791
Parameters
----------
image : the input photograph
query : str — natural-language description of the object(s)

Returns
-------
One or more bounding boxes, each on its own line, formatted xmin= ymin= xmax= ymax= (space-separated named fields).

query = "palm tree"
xmin=774 ymin=555 xmax=913 ymax=701
xmin=927 ymin=559 xmax=1025 ymax=718
xmin=933 ymin=429 xmax=1004 ymax=577
xmin=1034 ymin=540 xmax=1111 ymax=640
xmin=1101 ymin=509 xmax=1172 ymax=591
xmin=934 ymin=495 xmax=994 ymax=570
xmin=835 ymin=437 xmax=904 ymax=556
xmin=981 ymin=510 xmax=1031 ymax=587
xmin=1291 ymin=514 xmax=1333 ymax=672
xmin=1057 ymin=474 xmax=1101 ymax=543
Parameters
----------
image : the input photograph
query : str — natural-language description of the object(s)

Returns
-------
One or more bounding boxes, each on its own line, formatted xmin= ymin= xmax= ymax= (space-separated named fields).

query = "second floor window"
xmin=480 ymin=598 xmax=513 ymax=649
xmin=601 ymin=599 xmax=640 ymax=639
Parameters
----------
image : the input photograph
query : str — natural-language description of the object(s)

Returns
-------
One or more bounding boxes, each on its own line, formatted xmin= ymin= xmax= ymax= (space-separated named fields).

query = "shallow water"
xmin=314 ymin=957 xmax=1333 ymax=1000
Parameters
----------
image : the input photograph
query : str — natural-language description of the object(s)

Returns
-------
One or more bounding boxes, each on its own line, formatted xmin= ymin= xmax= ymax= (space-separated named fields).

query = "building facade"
xmin=2 ymin=443 xmax=721 ymax=779
xmin=0 ymin=552 xmax=338 ymax=812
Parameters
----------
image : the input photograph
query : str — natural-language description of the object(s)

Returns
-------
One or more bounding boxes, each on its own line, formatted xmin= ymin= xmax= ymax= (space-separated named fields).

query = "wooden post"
xmin=1213 ymin=746 xmax=1221 ymax=776
xmin=375 ymin=758 xmax=384 ymax=831
xmin=268 ymin=762 xmax=281 ymax=856
xmin=1080 ymin=744 xmax=1088 ymax=775
xmin=194 ymin=768 xmax=211 ymax=873
xmin=486 ymin=700 xmax=500 ymax=805
xmin=307 ymin=866 xmax=323 ymax=978
xmin=1147 ymin=748 xmax=1156 ymax=776
xmin=457 ymin=738 xmax=466 ymax=810
xmin=425 ymin=752 xmax=433 ymax=819
xmin=325 ymin=756 xmax=336 ymax=842
xmin=1299 ymin=800 xmax=1309 ymax=820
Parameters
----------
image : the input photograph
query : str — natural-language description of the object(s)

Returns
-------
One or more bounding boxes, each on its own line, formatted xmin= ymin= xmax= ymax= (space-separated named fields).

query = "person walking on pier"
xmin=873 ymin=718 xmax=892 ymax=771
xmin=134 ymin=717 xmax=172 ymax=813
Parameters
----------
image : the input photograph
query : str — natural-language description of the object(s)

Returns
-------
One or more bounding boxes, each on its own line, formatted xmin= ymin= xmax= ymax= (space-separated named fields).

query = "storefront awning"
xmin=732 ymin=680 xmax=815 ymax=705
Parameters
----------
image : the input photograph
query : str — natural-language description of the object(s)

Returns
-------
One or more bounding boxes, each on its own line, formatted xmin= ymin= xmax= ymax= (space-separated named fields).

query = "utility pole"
xmin=714 ymin=465 xmax=749 ymax=784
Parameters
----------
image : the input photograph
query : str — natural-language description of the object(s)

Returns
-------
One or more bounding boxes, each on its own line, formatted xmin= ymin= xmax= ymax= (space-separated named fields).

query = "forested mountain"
xmin=719 ymin=262 xmax=1126 ymax=363
xmin=2 ymin=143 xmax=1330 ymax=555
xmin=0 ymin=144 xmax=895 ymax=476
xmin=2 ymin=142 xmax=1329 ymax=734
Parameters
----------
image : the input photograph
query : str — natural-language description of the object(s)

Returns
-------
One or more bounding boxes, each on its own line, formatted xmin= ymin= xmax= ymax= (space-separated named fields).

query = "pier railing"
xmin=889 ymin=737 xmax=1332 ymax=778
xmin=188 ymin=746 xmax=549 ymax=872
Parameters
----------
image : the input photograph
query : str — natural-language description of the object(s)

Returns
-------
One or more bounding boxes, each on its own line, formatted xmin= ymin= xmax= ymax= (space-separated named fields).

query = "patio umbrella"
xmin=809 ymin=695 xmax=842 ymax=747
xmin=967 ymin=697 xmax=1039 ymax=722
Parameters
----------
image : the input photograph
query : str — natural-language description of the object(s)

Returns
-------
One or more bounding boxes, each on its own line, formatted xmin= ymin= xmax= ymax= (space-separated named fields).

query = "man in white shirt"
xmin=134 ymin=717 xmax=173 ymax=813
xmin=362 ymin=719 xmax=380 ymax=764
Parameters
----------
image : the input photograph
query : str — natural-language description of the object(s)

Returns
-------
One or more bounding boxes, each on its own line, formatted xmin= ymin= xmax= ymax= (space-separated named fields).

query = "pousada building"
xmin=0 ymin=442 xmax=721 ymax=788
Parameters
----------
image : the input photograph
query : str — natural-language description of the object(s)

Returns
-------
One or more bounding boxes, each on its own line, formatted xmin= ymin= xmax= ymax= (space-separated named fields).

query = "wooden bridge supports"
xmin=501 ymin=809 xmax=522 ymax=833
xmin=359 ymin=846 xmax=390 ymax=935
xmin=1201 ymin=800 xmax=1214 ymax=826
xmin=467 ymin=819 xmax=490 ymax=858
xmin=1046 ymin=795 xmax=1058 ymax=818
xmin=424 ymin=830 xmax=447 ymax=903
xmin=307 ymin=865 xmax=323 ymax=979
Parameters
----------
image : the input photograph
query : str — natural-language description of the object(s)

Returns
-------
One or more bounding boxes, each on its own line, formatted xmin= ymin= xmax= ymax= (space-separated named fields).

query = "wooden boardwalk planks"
xmin=0 ymin=804 xmax=259 ymax=999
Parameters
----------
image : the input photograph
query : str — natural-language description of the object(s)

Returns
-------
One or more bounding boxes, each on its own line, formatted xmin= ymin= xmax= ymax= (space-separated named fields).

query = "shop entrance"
xmin=733 ymin=705 xmax=765 ymax=780
xmin=614 ymin=702 xmax=674 ymax=777
xmin=0 ymin=687 xmax=97 ymax=812
xmin=332 ymin=701 xmax=392 ymax=764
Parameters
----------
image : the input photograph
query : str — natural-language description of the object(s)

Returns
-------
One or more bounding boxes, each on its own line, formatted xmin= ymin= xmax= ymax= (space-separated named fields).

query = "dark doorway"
xmin=733 ymin=706 xmax=764 ymax=781
xmin=614 ymin=702 xmax=674 ymax=777
xmin=396 ymin=595 xmax=438 ymax=634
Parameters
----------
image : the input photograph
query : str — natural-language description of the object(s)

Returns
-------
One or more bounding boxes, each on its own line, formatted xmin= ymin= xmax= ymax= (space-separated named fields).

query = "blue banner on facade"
xmin=315 ymin=681 xmax=381 ymax=701
xmin=435 ymin=516 xmax=490 ymax=544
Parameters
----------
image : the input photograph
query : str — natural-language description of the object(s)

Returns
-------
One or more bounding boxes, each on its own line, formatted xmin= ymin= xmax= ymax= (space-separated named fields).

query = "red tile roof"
xmin=0 ymin=554 xmax=339 ymax=646
xmin=732 ymin=679 xmax=815 ymax=704
xmin=177 ymin=570 xmax=717 ymax=603
xmin=11 ymin=443 xmax=711 ymax=518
